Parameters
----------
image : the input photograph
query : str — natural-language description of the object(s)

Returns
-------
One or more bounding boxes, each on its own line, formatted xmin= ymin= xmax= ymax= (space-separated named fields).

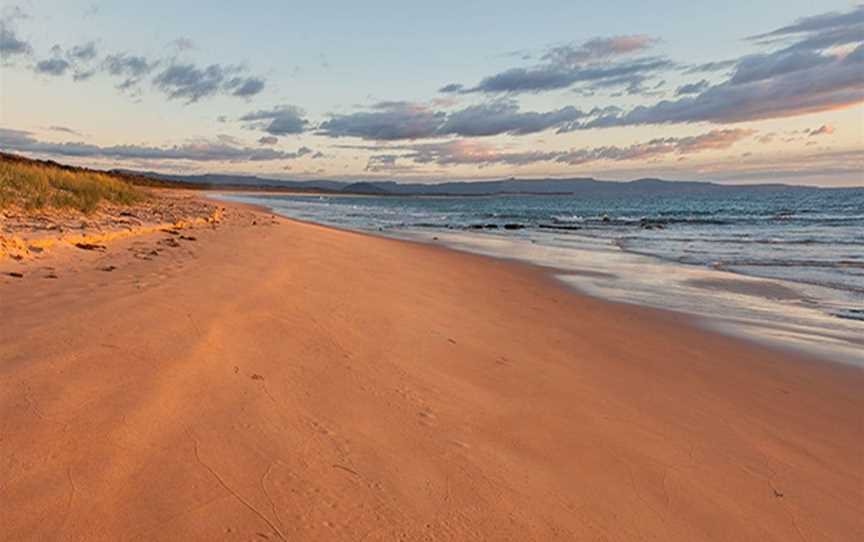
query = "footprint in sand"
xmin=159 ymin=238 xmax=181 ymax=248
xmin=74 ymin=243 xmax=106 ymax=251
xmin=418 ymin=407 xmax=437 ymax=426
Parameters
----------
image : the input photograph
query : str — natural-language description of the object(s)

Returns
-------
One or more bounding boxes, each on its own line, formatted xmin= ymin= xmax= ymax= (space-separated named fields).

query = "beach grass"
xmin=0 ymin=155 xmax=146 ymax=214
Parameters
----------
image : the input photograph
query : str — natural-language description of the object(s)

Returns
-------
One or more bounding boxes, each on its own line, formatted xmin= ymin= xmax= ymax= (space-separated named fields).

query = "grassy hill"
xmin=0 ymin=152 xmax=147 ymax=213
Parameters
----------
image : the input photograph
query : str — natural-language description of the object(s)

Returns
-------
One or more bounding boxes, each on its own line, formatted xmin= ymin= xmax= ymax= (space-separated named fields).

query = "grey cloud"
xmin=541 ymin=35 xmax=657 ymax=66
xmin=318 ymin=102 xmax=444 ymax=140
xmin=566 ymin=8 xmax=864 ymax=130
xmin=47 ymin=125 xmax=83 ymax=135
xmin=675 ymin=79 xmax=709 ymax=96
xmin=102 ymin=53 xmax=158 ymax=90
xmin=99 ymin=53 xmax=265 ymax=102
xmin=0 ymin=19 xmax=30 ymax=58
xmin=69 ymin=41 xmax=97 ymax=61
xmin=750 ymin=6 xmax=864 ymax=41
xmin=319 ymin=100 xmax=585 ymax=140
xmin=437 ymin=101 xmax=584 ymax=136
xmin=151 ymin=63 xmax=267 ymax=103
xmin=730 ymin=50 xmax=832 ymax=85
xmin=444 ymin=57 xmax=672 ymax=94
xmin=847 ymin=43 xmax=864 ymax=63
xmin=103 ymin=53 xmax=156 ymax=77
xmin=438 ymin=83 xmax=464 ymax=93
xmin=240 ymin=105 xmax=308 ymax=135
xmin=440 ymin=33 xmax=668 ymax=95
xmin=258 ymin=135 xmax=279 ymax=145
xmin=748 ymin=5 xmax=863 ymax=55
xmin=228 ymin=77 xmax=265 ymax=97
xmin=808 ymin=124 xmax=834 ymax=136
xmin=35 ymin=57 xmax=71 ymax=76
xmin=362 ymin=128 xmax=754 ymax=169
xmin=444 ymin=58 xmax=672 ymax=94
xmin=555 ymin=129 xmax=755 ymax=165
xmin=0 ymin=128 xmax=312 ymax=162
xmin=580 ymin=58 xmax=862 ymax=128
xmin=683 ymin=60 xmax=736 ymax=74
xmin=153 ymin=63 xmax=236 ymax=103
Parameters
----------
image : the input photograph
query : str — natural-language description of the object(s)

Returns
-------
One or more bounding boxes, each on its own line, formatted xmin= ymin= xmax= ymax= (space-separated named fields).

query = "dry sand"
xmin=1 ymin=196 xmax=861 ymax=541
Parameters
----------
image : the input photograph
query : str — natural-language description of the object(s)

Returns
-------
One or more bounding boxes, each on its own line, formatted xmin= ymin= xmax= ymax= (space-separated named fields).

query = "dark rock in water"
xmin=484 ymin=224 xmax=499 ymax=229
xmin=539 ymin=224 xmax=581 ymax=231
xmin=503 ymin=223 xmax=525 ymax=230
xmin=468 ymin=224 xmax=484 ymax=229
xmin=7 ymin=272 xmax=23 ymax=278
xmin=640 ymin=218 xmax=666 ymax=230
xmin=101 ymin=265 xmax=117 ymax=272
xmin=601 ymin=214 xmax=610 ymax=223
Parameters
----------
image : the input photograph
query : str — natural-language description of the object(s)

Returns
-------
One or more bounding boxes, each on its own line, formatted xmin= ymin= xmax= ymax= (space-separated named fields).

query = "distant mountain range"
xmin=115 ymin=169 xmax=834 ymax=196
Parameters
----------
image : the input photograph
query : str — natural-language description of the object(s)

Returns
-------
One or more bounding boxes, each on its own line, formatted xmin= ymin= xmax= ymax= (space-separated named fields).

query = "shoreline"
xmin=2 ymin=194 xmax=862 ymax=540
xmin=214 ymin=192 xmax=864 ymax=366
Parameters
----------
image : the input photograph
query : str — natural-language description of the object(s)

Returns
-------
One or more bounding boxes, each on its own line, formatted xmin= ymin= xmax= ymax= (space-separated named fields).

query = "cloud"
xmin=258 ymin=135 xmax=278 ymax=145
xmin=578 ymin=61 xmax=862 ymax=128
xmin=541 ymin=35 xmax=658 ymax=65
xmin=729 ymin=49 xmax=832 ymax=84
xmin=69 ymin=41 xmax=97 ymax=61
xmin=319 ymin=100 xmax=592 ymax=141
xmin=34 ymin=42 xmax=101 ymax=79
xmin=102 ymin=52 xmax=158 ymax=90
xmin=240 ymin=105 xmax=308 ymax=135
xmin=444 ymin=57 xmax=672 ymax=95
xmin=808 ymin=124 xmax=834 ymax=136
xmin=750 ymin=6 xmax=864 ymax=42
xmin=153 ymin=63 xmax=266 ymax=103
xmin=436 ymin=100 xmax=584 ymax=137
xmin=675 ymin=79 xmax=709 ymax=96
xmin=0 ymin=128 xmax=313 ymax=162
xmin=438 ymin=83 xmax=464 ymax=93
xmin=47 ymin=125 xmax=84 ymax=136
xmin=564 ymin=8 xmax=864 ymax=130
xmin=360 ymin=128 xmax=754 ymax=169
xmin=682 ymin=60 xmax=736 ymax=74
xmin=440 ymin=35 xmax=668 ymax=95
xmin=555 ymin=128 xmax=755 ymax=165
xmin=747 ymin=6 xmax=864 ymax=54
xmin=0 ymin=9 xmax=30 ymax=59
xmin=34 ymin=57 xmax=71 ymax=76
xmin=24 ymin=38 xmax=267 ymax=103
xmin=228 ymin=77 xmax=265 ymax=97
xmin=319 ymin=101 xmax=445 ymax=140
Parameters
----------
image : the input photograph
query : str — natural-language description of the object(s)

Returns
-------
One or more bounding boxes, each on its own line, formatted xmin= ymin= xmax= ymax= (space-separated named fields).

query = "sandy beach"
xmin=1 ymin=194 xmax=862 ymax=541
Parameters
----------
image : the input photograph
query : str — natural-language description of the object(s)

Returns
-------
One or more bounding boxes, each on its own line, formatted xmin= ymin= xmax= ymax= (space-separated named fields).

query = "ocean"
xmin=217 ymin=188 xmax=864 ymax=364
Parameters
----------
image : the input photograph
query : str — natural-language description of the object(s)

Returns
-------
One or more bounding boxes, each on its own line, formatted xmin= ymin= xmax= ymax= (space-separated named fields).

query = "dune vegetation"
xmin=0 ymin=153 xmax=146 ymax=214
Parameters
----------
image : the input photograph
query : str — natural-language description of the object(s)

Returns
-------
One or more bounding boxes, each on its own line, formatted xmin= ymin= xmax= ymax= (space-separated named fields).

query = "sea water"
xmin=217 ymin=189 xmax=864 ymax=365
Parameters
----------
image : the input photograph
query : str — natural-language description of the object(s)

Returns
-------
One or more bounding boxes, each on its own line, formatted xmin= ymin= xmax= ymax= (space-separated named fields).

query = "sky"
xmin=0 ymin=0 xmax=862 ymax=186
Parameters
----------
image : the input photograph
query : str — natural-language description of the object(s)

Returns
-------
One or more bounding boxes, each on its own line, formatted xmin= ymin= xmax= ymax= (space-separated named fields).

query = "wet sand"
xmin=1 ymin=196 xmax=862 ymax=541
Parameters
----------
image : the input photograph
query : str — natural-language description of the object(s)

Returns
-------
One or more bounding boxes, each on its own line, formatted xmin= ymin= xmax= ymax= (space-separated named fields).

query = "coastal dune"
xmin=1 ymin=200 xmax=861 ymax=541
